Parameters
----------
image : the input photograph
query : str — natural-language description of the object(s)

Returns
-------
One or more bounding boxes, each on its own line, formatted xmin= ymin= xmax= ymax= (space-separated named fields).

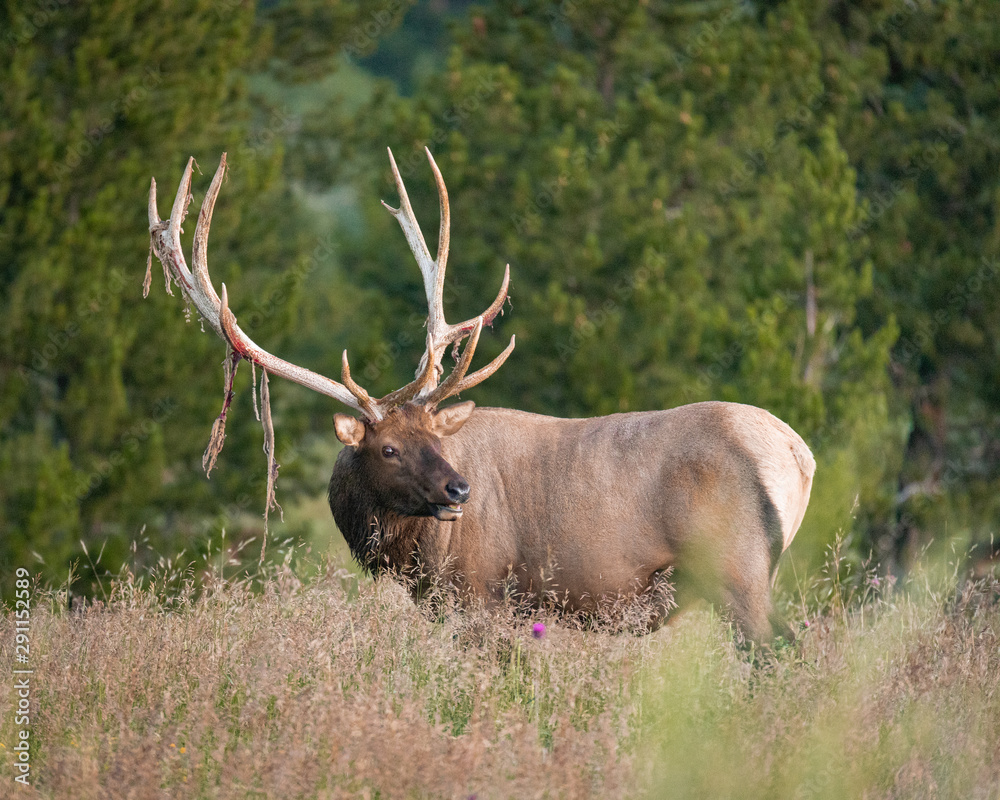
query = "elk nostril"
xmin=446 ymin=479 xmax=470 ymax=504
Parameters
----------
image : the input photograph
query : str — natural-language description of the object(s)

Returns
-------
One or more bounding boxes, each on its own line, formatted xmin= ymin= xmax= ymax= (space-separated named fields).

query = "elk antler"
xmin=146 ymin=151 xmax=514 ymax=523
xmin=147 ymin=154 xmax=388 ymax=529
xmin=380 ymin=147 xmax=515 ymax=408
xmin=147 ymin=154 xmax=382 ymax=416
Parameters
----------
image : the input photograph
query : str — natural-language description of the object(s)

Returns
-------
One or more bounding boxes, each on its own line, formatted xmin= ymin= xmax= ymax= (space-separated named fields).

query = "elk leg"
xmin=719 ymin=550 xmax=777 ymax=647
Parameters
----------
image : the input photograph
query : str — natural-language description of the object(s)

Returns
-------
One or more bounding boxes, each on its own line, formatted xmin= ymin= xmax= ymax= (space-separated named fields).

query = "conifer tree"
xmin=809 ymin=0 xmax=1000 ymax=570
xmin=0 ymin=0 xmax=383 ymax=587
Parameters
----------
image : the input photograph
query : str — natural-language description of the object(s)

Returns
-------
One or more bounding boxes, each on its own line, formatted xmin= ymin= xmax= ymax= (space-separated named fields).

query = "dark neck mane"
xmin=328 ymin=451 xmax=427 ymax=576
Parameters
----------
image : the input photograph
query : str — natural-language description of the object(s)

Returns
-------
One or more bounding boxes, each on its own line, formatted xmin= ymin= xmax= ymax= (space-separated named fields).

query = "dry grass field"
xmin=2 ymin=548 xmax=999 ymax=799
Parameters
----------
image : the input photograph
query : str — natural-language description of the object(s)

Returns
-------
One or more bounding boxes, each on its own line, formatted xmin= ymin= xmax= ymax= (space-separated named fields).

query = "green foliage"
xmin=0 ymin=0 xmax=369 ymax=589
xmin=811 ymin=0 xmax=1000 ymax=571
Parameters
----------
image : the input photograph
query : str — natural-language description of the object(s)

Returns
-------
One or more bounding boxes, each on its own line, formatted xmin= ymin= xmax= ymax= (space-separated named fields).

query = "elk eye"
xmin=382 ymin=446 xmax=398 ymax=459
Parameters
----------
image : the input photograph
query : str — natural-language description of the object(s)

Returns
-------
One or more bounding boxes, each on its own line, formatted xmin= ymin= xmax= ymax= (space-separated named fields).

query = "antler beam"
xmin=380 ymin=147 xmax=515 ymax=407
xmin=147 ymin=154 xmax=383 ymax=421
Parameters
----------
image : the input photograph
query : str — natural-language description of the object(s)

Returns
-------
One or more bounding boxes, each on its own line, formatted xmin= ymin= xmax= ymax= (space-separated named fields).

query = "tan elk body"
xmin=330 ymin=402 xmax=813 ymax=642
xmin=148 ymin=150 xmax=815 ymax=644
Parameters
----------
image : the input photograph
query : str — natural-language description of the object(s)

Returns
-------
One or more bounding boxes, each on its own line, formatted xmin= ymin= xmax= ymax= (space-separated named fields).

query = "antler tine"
xmin=148 ymin=158 xmax=201 ymax=306
xmin=373 ymin=332 xmax=439 ymax=409
xmin=425 ymin=317 xmax=484 ymax=406
xmin=148 ymin=177 xmax=161 ymax=226
xmin=146 ymin=177 xmax=167 ymax=298
xmin=168 ymin=157 xmax=195 ymax=243
xmin=190 ymin=153 xmax=228 ymax=320
xmin=441 ymin=334 xmax=516 ymax=401
xmin=423 ymin=147 xmax=450 ymax=308
xmin=341 ymin=350 xmax=382 ymax=420
xmin=382 ymin=147 xmax=442 ymax=332
xmin=481 ymin=263 xmax=510 ymax=326
xmin=148 ymin=154 xmax=381 ymax=421
xmin=440 ymin=263 xmax=511 ymax=347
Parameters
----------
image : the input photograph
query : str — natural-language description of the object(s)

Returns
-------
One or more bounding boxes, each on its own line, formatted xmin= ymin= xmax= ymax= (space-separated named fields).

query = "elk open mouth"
xmin=431 ymin=503 xmax=463 ymax=521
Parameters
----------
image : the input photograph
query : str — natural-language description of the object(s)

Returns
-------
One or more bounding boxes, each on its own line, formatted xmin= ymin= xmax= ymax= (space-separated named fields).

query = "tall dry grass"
xmin=0 ymin=559 xmax=650 ymax=799
xmin=1 ymin=550 xmax=998 ymax=799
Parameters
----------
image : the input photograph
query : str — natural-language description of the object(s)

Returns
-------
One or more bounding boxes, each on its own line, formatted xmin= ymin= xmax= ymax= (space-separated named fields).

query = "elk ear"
xmin=333 ymin=413 xmax=366 ymax=447
xmin=432 ymin=401 xmax=475 ymax=437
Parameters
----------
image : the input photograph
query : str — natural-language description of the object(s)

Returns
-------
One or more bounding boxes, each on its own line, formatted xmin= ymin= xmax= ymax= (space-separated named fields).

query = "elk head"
xmin=333 ymin=402 xmax=475 ymax=521
xmin=146 ymin=148 xmax=514 ymax=530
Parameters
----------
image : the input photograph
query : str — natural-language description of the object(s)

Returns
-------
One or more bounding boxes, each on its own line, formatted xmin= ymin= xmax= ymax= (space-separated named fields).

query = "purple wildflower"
xmin=532 ymin=622 xmax=546 ymax=639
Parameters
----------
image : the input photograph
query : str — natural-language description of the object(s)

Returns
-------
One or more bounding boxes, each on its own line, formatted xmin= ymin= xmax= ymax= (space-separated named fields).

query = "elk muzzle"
xmin=431 ymin=475 xmax=470 ymax=521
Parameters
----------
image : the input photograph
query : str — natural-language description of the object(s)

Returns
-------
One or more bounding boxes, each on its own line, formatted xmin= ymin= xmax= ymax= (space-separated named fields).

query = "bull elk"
xmin=146 ymin=150 xmax=815 ymax=645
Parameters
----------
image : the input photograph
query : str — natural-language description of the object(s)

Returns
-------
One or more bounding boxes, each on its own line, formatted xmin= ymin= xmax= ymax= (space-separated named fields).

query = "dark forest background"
xmin=2 ymin=0 xmax=998 ymax=595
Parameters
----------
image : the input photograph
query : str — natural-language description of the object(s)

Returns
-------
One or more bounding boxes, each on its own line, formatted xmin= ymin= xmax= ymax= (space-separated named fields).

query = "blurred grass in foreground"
xmin=0 ymin=548 xmax=997 ymax=798
xmin=643 ymin=561 xmax=1000 ymax=799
